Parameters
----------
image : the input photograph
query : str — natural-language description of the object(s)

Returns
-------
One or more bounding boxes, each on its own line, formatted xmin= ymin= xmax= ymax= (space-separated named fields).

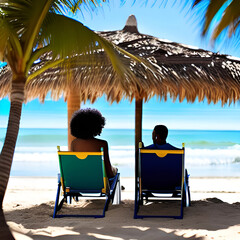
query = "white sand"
xmin=3 ymin=177 xmax=240 ymax=240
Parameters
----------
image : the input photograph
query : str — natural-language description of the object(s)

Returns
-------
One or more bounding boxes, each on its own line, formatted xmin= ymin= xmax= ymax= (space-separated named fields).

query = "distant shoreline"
xmin=2 ymin=127 xmax=240 ymax=131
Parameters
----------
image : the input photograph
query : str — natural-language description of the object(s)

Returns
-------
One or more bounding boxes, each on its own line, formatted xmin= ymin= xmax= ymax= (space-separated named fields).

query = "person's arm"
xmin=102 ymin=140 xmax=117 ymax=178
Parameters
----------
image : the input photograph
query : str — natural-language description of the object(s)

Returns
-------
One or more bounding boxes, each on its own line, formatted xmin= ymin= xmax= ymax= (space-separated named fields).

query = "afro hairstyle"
xmin=70 ymin=108 xmax=106 ymax=139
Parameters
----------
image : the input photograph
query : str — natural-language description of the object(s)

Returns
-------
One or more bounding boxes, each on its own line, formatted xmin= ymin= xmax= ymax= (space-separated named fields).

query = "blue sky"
xmin=1 ymin=0 xmax=240 ymax=130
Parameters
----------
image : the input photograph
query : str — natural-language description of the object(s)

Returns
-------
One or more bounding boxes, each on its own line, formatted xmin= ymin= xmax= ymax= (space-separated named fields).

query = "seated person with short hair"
xmin=145 ymin=125 xmax=180 ymax=150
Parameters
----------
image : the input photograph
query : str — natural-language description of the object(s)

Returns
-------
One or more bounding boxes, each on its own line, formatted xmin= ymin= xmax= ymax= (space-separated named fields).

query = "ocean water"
xmin=0 ymin=128 xmax=240 ymax=177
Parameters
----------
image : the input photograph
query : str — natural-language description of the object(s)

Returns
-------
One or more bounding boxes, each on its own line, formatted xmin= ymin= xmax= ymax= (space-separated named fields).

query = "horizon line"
xmin=1 ymin=127 xmax=240 ymax=131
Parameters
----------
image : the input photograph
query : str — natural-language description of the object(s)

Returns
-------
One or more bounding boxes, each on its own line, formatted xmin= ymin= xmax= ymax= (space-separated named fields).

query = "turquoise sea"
xmin=0 ymin=128 xmax=240 ymax=177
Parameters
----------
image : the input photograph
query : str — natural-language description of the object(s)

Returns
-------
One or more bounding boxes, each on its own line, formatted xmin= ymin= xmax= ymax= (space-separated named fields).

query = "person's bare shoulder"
xmin=94 ymin=138 xmax=108 ymax=148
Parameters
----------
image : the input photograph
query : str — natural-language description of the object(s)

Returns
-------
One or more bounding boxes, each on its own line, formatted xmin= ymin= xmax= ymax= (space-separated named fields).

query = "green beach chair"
xmin=134 ymin=142 xmax=190 ymax=219
xmin=53 ymin=147 xmax=120 ymax=218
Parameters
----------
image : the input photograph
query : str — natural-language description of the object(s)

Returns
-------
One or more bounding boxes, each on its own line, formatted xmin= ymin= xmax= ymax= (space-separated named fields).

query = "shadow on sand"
xmin=4 ymin=198 xmax=240 ymax=240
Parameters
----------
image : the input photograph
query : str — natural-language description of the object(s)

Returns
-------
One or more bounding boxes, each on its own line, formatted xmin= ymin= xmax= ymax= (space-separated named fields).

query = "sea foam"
xmin=9 ymin=144 xmax=240 ymax=166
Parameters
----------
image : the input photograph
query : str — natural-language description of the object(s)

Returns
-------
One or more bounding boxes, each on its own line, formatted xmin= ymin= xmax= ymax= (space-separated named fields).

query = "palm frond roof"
xmin=98 ymin=15 xmax=240 ymax=105
xmin=1 ymin=15 xmax=240 ymax=105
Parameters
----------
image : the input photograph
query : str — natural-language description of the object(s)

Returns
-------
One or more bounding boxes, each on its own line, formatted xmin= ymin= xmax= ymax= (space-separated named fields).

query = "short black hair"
xmin=154 ymin=125 xmax=168 ymax=141
xmin=70 ymin=108 xmax=106 ymax=139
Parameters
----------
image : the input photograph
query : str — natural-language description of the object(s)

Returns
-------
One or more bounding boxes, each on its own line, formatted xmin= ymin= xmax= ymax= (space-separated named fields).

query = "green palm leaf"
xmin=212 ymin=0 xmax=240 ymax=39
xmin=201 ymin=0 xmax=227 ymax=35
xmin=0 ymin=13 xmax=23 ymax=69
xmin=35 ymin=12 xmax=141 ymax=78
xmin=193 ymin=0 xmax=240 ymax=43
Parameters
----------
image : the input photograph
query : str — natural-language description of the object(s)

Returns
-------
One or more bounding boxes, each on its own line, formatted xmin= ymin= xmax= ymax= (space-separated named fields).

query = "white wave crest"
xmin=10 ymin=144 xmax=240 ymax=166
xmin=12 ymin=146 xmax=66 ymax=162
xmin=186 ymin=145 xmax=240 ymax=165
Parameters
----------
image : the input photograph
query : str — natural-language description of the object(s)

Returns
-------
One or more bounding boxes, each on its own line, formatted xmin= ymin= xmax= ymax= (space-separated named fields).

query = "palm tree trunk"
xmin=0 ymin=80 xmax=25 ymax=240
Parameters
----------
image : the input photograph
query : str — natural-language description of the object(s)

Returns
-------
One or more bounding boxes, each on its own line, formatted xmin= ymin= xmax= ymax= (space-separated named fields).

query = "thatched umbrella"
xmin=98 ymin=15 xmax=240 ymax=152
xmin=1 ymin=15 xmax=240 ymax=153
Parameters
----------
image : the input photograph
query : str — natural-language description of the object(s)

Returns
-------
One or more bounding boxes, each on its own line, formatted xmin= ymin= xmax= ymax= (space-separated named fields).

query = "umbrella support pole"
xmin=135 ymin=98 xmax=143 ymax=207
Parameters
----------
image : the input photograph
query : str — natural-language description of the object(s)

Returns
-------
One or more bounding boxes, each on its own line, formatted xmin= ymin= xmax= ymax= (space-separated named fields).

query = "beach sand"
xmin=3 ymin=177 xmax=240 ymax=240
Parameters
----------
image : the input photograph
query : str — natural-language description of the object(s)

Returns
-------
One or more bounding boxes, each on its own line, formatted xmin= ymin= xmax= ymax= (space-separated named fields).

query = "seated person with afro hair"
xmin=70 ymin=108 xmax=117 ymax=178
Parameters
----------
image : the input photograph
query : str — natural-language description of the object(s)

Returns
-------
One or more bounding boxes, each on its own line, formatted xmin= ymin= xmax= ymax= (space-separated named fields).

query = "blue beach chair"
xmin=134 ymin=143 xmax=190 ymax=219
xmin=53 ymin=147 xmax=120 ymax=218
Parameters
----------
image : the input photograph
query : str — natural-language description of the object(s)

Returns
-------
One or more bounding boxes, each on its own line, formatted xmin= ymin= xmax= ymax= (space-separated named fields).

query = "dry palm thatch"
xmin=0 ymin=45 xmax=158 ymax=104
xmin=1 ymin=15 xmax=240 ymax=106
xmin=99 ymin=15 xmax=240 ymax=105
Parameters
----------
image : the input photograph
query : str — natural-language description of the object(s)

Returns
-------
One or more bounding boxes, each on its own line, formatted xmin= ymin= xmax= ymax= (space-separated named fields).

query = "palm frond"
xmin=212 ymin=0 xmax=240 ymax=39
xmin=51 ymin=0 xmax=106 ymax=16
xmin=0 ymin=13 xmax=23 ymax=68
xmin=202 ymin=0 xmax=227 ymax=35
xmin=193 ymin=0 xmax=240 ymax=44
xmin=0 ymin=0 xmax=52 ymax=71
xmin=0 ymin=15 xmax=9 ymax=61
xmin=38 ymin=12 xmax=148 ymax=83
xmin=26 ymin=46 xmax=51 ymax=72
xmin=0 ymin=0 xmax=32 ymax=35
xmin=20 ymin=0 xmax=53 ymax=65
xmin=39 ymin=13 xmax=102 ymax=58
